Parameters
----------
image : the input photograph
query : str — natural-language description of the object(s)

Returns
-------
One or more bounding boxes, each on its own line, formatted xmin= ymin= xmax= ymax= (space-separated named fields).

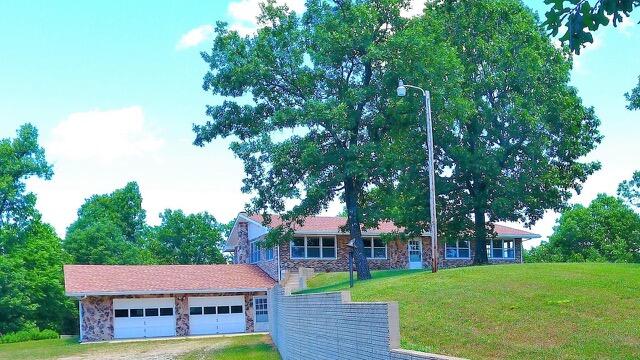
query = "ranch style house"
xmin=63 ymin=212 xmax=538 ymax=342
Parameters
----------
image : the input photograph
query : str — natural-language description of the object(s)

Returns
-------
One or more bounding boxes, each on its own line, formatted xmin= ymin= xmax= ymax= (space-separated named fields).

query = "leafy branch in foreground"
xmin=543 ymin=0 xmax=639 ymax=54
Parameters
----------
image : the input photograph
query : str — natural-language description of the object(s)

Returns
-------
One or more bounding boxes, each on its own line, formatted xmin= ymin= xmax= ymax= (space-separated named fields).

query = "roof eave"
xmin=498 ymin=234 xmax=541 ymax=240
xmin=65 ymin=286 xmax=274 ymax=297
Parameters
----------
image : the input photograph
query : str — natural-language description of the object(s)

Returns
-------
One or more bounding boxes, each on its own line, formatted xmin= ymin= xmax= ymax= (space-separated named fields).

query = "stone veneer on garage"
xmin=80 ymin=291 xmax=266 ymax=342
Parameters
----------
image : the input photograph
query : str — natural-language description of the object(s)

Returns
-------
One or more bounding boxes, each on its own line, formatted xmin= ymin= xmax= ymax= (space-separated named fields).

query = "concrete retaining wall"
xmin=269 ymin=285 xmax=464 ymax=360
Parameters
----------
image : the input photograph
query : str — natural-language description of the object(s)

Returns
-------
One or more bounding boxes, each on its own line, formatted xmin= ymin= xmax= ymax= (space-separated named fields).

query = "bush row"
xmin=0 ymin=326 xmax=59 ymax=344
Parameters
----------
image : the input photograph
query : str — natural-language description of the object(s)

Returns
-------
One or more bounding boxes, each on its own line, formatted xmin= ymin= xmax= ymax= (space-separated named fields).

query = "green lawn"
xmin=0 ymin=334 xmax=280 ymax=360
xmin=301 ymin=263 xmax=640 ymax=360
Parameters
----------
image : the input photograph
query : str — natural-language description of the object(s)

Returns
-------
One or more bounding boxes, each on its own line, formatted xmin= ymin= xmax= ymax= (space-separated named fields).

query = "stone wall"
xmin=80 ymin=296 xmax=113 ymax=342
xmin=279 ymin=236 xmax=431 ymax=273
xmin=254 ymin=235 xmax=280 ymax=280
xmin=235 ymin=222 xmax=280 ymax=280
xmin=235 ymin=222 xmax=250 ymax=264
xmin=237 ymin=218 xmax=524 ymax=276
xmin=269 ymin=285 xmax=464 ymax=360
xmin=175 ymin=295 xmax=189 ymax=336
xmin=80 ymin=291 xmax=266 ymax=342
xmin=439 ymin=238 xmax=523 ymax=268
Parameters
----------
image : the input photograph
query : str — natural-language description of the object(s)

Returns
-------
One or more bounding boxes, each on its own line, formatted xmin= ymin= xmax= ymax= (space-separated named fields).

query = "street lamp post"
xmin=347 ymin=239 xmax=356 ymax=287
xmin=397 ymin=80 xmax=439 ymax=273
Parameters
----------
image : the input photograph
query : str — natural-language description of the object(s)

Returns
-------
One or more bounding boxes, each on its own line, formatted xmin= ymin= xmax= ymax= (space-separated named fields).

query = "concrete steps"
xmin=281 ymin=267 xmax=315 ymax=294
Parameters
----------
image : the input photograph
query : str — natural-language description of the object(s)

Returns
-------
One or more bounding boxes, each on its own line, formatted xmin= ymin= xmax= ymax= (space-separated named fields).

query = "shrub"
xmin=0 ymin=326 xmax=59 ymax=344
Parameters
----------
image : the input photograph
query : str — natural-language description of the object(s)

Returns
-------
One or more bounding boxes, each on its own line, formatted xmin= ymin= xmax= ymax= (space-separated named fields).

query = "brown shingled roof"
xmin=249 ymin=214 xmax=401 ymax=234
xmin=248 ymin=214 xmax=539 ymax=238
xmin=64 ymin=264 xmax=276 ymax=296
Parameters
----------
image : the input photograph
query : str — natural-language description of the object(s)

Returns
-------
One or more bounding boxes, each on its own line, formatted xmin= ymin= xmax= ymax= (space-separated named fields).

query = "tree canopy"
xmin=625 ymin=76 xmax=640 ymax=110
xmin=148 ymin=209 xmax=226 ymax=265
xmin=63 ymin=182 xmax=153 ymax=265
xmin=63 ymin=182 xmax=229 ymax=266
xmin=194 ymin=0 xmax=464 ymax=278
xmin=0 ymin=124 xmax=52 ymax=231
xmin=369 ymin=0 xmax=602 ymax=264
xmin=0 ymin=124 xmax=74 ymax=335
xmin=617 ymin=170 xmax=640 ymax=209
xmin=526 ymin=194 xmax=640 ymax=263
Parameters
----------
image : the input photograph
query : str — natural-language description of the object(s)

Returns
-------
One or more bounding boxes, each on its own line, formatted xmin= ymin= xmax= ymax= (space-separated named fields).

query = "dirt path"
xmin=57 ymin=338 xmax=232 ymax=360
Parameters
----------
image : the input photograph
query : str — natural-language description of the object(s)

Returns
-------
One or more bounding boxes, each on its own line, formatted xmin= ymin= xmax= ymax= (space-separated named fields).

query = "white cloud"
xmin=48 ymin=106 xmax=164 ymax=162
xmin=227 ymin=0 xmax=305 ymax=35
xmin=226 ymin=0 xmax=425 ymax=34
xmin=401 ymin=0 xmax=426 ymax=18
xmin=618 ymin=16 xmax=636 ymax=35
xmin=176 ymin=24 xmax=214 ymax=50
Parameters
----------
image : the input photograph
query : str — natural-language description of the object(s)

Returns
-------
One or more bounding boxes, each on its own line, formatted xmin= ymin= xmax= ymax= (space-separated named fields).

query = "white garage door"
xmin=189 ymin=296 xmax=245 ymax=335
xmin=113 ymin=298 xmax=176 ymax=339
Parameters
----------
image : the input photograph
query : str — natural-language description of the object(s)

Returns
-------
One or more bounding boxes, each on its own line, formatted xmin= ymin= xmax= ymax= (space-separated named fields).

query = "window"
xmin=114 ymin=309 xmax=128 ymax=318
xmin=254 ymin=297 xmax=268 ymax=323
xmin=250 ymin=240 xmax=261 ymax=263
xmin=130 ymin=309 xmax=143 ymax=317
xmin=322 ymin=237 xmax=336 ymax=258
xmin=445 ymin=239 xmax=471 ymax=259
xmin=265 ymin=246 xmax=274 ymax=260
xmin=145 ymin=308 xmax=159 ymax=317
xmin=487 ymin=239 xmax=515 ymax=259
xmin=291 ymin=238 xmax=305 ymax=258
xmin=217 ymin=306 xmax=230 ymax=314
xmin=290 ymin=236 xmax=337 ymax=259
xmin=306 ymin=237 xmax=321 ymax=257
xmin=203 ymin=306 xmax=216 ymax=315
xmin=159 ymin=307 xmax=173 ymax=316
xmin=363 ymin=237 xmax=387 ymax=259
xmin=230 ymin=305 xmax=243 ymax=314
xmin=190 ymin=307 xmax=203 ymax=315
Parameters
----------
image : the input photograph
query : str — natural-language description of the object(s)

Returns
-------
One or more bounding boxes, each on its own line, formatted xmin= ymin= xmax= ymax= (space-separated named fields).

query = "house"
xmin=226 ymin=213 xmax=540 ymax=282
xmin=63 ymin=213 xmax=538 ymax=342
xmin=64 ymin=264 xmax=275 ymax=342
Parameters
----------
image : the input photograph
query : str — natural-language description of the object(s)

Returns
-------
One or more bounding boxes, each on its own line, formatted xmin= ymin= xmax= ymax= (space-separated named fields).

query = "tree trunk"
xmin=344 ymin=177 xmax=372 ymax=280
xmin=473 ymin=206 xmax=488 ymax=264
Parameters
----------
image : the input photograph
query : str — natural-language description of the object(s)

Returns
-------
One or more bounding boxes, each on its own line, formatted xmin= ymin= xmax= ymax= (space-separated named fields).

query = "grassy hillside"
xmin=302 ymin=263 xmax=640 ymax=359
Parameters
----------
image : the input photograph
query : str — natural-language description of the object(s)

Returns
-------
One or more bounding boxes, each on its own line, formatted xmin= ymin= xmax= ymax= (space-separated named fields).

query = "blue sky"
xmin=0 ymin=0 xmax=638 ymax=247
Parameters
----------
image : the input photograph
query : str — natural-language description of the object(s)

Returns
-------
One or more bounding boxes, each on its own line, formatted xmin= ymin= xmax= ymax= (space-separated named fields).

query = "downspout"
xmin=277 ymin=243 xmax=281 ymax=282
xmin=519 ymin=238 xmax=523 ymax=263
xmin=78 ymin=297 xmax=84 ymax=342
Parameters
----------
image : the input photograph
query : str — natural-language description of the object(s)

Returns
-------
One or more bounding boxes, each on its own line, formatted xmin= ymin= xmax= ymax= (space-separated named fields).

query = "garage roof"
xmin=64 ymin=264 xmax=276 ymax=297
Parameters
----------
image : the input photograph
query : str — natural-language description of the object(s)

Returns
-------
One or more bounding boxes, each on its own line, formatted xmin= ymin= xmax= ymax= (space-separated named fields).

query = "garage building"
xmin=63 ymin=264 xmax=275 ymax=342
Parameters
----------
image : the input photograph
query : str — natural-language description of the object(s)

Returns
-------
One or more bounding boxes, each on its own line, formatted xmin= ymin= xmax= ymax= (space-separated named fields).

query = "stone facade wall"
xmin=278 ymin=236 xmax=522 ymax=272
xmin=235 ymin=222 xmax=250 ymax=264
xmin=254 ymin=235 xmax=279 ymax=280
xmin=235 ymin=216 xmax=524 ymax=275
xmin=279 ymin=235 xmax=431 ymax=273
xmin=235 ymin=222 xmax=280 ymax=280
xmin=269 ymin=286 xmax=463 ymax=360
xmin=438 ymin=238 xmax=523 ymax=268
xmin=79 ymin=291 xmax=266 ymax=342
xmin=175 ymin=295 xmax=189 ymax=336
xmin=80 ymin=296 xmax=113 ymax=342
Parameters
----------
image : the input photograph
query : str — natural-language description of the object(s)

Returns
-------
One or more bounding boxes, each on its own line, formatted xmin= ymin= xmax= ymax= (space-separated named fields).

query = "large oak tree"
xmin=370 ymin=0 xmax=602 ymax=264
xmin=193 ymin=0 xmax=462 ymax=278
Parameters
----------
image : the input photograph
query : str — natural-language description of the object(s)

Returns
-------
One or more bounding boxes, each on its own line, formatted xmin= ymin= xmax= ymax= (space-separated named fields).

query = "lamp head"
xmin=397 ymin=80 xmax=406 ymax=97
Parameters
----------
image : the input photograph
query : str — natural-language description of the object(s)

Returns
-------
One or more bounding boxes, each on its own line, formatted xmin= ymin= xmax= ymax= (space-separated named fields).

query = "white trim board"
xmin=67 ymin=287 xmax=271 ymax=297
